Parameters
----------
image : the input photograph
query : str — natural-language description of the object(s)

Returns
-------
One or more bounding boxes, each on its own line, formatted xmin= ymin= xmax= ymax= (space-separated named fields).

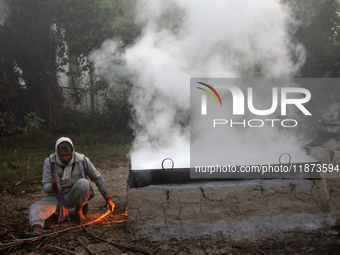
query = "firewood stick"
xmin=61 ymin=235 xmax=71 ymax=250
xmin=35 ymin=238 xmax=47 ymax=249
xmin=7 ymin=230 xmax=16 ymax=241
xmin=81 ymin=225 xmax=150 ymax=255
xmin=0 ymin=210 xmax=113 ymax=250
xmin=47 ymin=244 xmax=78 ymax=254
xmin=251 ymin=247 xmax=268 ymax=255
xmin=76 ymin=237 xmax=93 ymax=255
xmin=8 ymin=249 xmax=26 ymax=255
xmin=3 ymin=246 xmax=13 ymax=255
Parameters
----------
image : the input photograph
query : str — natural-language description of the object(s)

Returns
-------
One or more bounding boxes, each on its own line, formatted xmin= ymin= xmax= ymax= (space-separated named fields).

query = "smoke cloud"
xmin=91 ymin=0 xmax=312 ymax=169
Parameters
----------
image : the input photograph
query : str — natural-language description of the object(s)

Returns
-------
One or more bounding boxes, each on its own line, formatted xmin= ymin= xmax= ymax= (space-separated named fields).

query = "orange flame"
xmin=92 ymin=210 xmax=110 ymax=223
xmin=85 ymin=205 xmax=128 ymax=226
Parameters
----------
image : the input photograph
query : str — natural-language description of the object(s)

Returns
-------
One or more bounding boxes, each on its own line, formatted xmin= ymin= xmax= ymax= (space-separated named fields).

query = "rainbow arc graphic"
xmin=196 ymin=82 xmax=222 ymax=115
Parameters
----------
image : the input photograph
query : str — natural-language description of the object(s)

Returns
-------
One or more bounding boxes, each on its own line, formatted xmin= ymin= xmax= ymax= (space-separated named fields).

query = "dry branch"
xmin=61 ymin=235 xmax=71 ymax=250
xmin=9 ymin=249 xmax=27 ymax=255
xmin=251 ymin=246 xmax=268 ymax=255
xmin=81 ymin=225 xmax=150 ymax=255
xmin=0 ymin=210 xmax=112 ymax=251
xmin=47 ymin=244 xmax=78 ymax=254
xmin=76 ymin=237 xmax=93 ymax=255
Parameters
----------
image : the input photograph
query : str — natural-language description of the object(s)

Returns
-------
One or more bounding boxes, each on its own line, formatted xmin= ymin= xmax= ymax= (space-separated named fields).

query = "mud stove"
xmin=127 ymin=156 xmax=337 ymax=237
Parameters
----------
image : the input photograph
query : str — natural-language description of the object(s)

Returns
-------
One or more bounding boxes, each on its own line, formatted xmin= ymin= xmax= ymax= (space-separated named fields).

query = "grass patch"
xmin=0 ymin=131 xmax=132 ymax=195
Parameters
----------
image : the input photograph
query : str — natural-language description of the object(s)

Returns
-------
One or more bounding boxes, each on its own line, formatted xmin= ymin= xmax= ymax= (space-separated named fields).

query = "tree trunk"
xmin=68 ymin=55 xmax=81 ymax=105
xmin=89 ymin=64 xmax=95 ymax=117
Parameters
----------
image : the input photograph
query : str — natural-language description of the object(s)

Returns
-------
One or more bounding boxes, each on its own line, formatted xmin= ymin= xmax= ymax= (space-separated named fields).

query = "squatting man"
xmin=29 ymin=137 xmax=114 ymax=234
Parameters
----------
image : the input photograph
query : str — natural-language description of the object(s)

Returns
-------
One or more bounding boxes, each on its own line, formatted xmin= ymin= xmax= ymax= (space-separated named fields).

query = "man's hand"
xmin=106 ymin=196 xmax=115 ymax=212
xmin=51 ymin=171 xmax=60 ymax=190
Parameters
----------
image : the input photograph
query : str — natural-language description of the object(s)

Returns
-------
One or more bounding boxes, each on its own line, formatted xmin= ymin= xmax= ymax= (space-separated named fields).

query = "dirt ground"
xmin=2 ymin=165 xmax=340 ymax=254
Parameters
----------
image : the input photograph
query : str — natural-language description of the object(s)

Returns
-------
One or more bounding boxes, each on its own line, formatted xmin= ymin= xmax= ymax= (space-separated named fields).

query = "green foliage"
xmin=0 ymin=0 xmax=62 ymax=129
xmin=23 ymin=112 xmax=46 ymax=137
xmin=1 ymin=0 xmax=137 ymax=131
xmin=52 ymin=0 xmax=139 ymax=116
xmin=60 ymin=101 xmax=131 ymax=134
xmin=53 ymin=0 xmax=128 ymax=71
xmin=0 ymin=134 xmax=51 ymax=194
xmin=11 ymin=149 xmax=18 ymax=163
xmin=284 ymin=0 xmax=340 ymax=109
xmin=77 ymin=77 xmax=107 ymax=101
xmin=286 ymin=0 xmax=340 ymax=77
xmin=61 ymin=107 xmax=105 ymax=134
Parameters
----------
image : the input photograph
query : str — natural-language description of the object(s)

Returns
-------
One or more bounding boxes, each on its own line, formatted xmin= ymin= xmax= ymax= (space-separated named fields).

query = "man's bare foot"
xmin=75 ymin=212 xmax=87 ymax=224
xmin=33 ymin=224 xmax=43 ymax=234
xmin=75 ymin=205 xmax=86 ymax=222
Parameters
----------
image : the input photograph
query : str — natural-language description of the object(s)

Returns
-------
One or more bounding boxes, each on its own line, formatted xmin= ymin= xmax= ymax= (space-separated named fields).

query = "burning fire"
xmin=92 ymin=210 xmax=110 ymax=223
xmin=87 ymin=207 xmax=128 ymax=225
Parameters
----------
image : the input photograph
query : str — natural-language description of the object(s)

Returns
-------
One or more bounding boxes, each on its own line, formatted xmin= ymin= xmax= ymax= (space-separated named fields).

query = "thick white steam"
xmin=91 ymin=0 xmax=311 ymax=169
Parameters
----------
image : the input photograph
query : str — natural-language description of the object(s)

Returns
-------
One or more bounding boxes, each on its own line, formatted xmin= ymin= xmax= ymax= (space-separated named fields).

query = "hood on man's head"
xmin=55 ymin=137 xmax=74 ymax=154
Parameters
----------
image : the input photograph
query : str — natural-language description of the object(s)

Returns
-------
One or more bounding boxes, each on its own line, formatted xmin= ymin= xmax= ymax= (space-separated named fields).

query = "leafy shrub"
xmin=23 ymin=112 xmax=45 ymax=137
